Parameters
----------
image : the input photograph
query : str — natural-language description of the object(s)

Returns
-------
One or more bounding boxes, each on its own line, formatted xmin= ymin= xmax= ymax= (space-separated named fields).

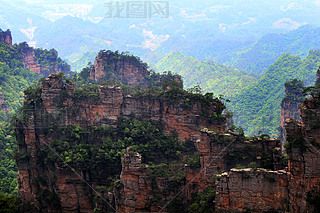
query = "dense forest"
xmin=155 ymin=51 xmax=258 ymax=97
xmin=229 ymin=50 xmax=320 ymax=136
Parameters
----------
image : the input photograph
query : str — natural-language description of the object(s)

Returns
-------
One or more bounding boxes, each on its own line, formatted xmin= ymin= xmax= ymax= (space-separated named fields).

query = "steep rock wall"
xmin=0 ymin=29 xmax=12 ymax=47
xmin=285 ymin=95 xmax=320 ymax=212
xmin=90 ymin=50 xmax=183 ymax=88
xmin=17 ymin=74 xmax=225 ymax=212
xmin=279 ymin=79 xmax=304 ymax=149
xmin=19 ymin=43 xmax=68 ymax=77
xmin=214 ymin=92 xmax=320 ymax=212
xmin=215 ymin=168 xmax=289 ymax=212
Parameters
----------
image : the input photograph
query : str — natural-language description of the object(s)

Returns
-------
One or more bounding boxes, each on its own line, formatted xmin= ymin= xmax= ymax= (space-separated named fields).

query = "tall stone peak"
xmin=90 ymin=50 xmax=183 ymax=88
xmin=279 ymin=79 xmax=304 ymax=148
xmin=0 ymin=29 xmax=12 ymax=47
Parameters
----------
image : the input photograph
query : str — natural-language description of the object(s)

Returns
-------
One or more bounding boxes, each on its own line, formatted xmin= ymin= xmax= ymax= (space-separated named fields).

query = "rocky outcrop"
xmin=279 ymin=79 xmax=304 ymax=149
xmin=183 ymin=129 xmax=284 ymax=200
xmin=19 ymin=42 xmax=42 ymax=74
xmin=0 ymin=29 xmax=12 ymax=47
xmin=15 ymin=66 xmax=320 ymax=212
xmin=18 ymin=42 xmax=69 ymax=77
xmin=90 ymin=50 xmax=183 ymax=88
xmin=214 ymin=87 xmax=320 ymax=212
xmin=285 ymin=95 xmax=320 ymax=212
xmin=216 ymin=168 xmax=289 ymax=212
xmin=39 ymin=74 xmax=224 ymax=140
xmin=115 ymin=148 xmax=180 ymax=213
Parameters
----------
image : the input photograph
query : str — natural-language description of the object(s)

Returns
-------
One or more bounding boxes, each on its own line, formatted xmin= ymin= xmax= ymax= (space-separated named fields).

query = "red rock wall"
xmin=279 ymin=80 xmax=303 ymax=149
xmin=216 ymin=168 xmax=289 ymax=212
xmin=17 ymin=74 xmax=225 ymax=212
xmin=40 ymin=75 xmax=224 ymax=140
xmin=90 ymin=51 xmax=183 ymax=88
xmin=214 ymin=95 xmax=320 ymax=213
xmin=0 ymin=29 xmax=12 ymax=47
xmin=285 ymin=96 xmax=320 ymax=212
xmin=91 ymin=52 xmax=151 ymax=86
xmin=18 ymin=42 xmax=68 ymax=77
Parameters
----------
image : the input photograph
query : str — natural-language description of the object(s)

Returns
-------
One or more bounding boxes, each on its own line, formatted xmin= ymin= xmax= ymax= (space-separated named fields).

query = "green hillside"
xmin=229 ymin=50 xmax=320 ymax=137
xmin=155 ymin=51 xmax=258 ymax=97
xmin=230 ymin=25 xmax=320 ymax=74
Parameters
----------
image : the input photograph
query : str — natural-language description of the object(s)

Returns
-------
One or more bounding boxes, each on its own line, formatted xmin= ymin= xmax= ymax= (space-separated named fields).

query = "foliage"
xmin=71 ymin=85 xmax=101 ymax=104
xmin=0 ymin=123 xmax=17 ymax=195
xmin=155 ymin=51 xmax=257 ymax=97
xmin=35 ymin=189 xmax=61 ymax=210
xmin=230 ymin=25 xmax=320 ymax=74
xmin=69 ymin=52 xmax=96 ymax=72
xmin=34 ymin=48 xmax=70 ymax=75
xmin=0 ymin=193 xmax=18 ymax=213
xmin=188 ymin=187 xmax=215 ymax=213
xmin=281 ymin=79 xmax=304 ymax=107
xmin=0 ymin=41 xmax=68 ymax=196
xmin=229 ymin=50 xmax=320 ymax=137
xmin=35 ymin=118 xmax=194 ymax=178
xmin=285 ymin=134 xmax=306 ymax=153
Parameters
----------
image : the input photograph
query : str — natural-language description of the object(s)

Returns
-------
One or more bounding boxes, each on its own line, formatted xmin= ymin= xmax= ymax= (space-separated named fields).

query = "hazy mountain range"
xmin=2 ymin=0 xmax=320 ymax=70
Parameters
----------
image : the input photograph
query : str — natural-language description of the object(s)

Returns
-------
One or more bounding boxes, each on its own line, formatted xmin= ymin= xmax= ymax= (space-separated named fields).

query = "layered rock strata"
xmin=17 ymin=74 xmax=225 ymax=212
xmin=90 ymin=50 xmax=183 ymax=88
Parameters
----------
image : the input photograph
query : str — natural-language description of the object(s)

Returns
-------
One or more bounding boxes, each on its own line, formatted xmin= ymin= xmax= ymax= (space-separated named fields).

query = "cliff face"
xmin=216 ymin=168 xmax=289 ymax=212
xmin=19 ymin=42 xmax=69 ymax=77
xmin=15 ymin=52 xmax=320 ymax=212
xmin=19 ymin=43 xmax=41 ymax=74
xmin=115 ymin=148 xmax=183 ymax=213
xmin=279 ymin=79 xmax=304 ymax=148
xmin=1 ymin=29 xmax=69 ymax=77
xmin=286 ymin=95 xmax=320 ymax=212
xmin=215 ymin=90 xmax=320 ymax=213
xmin=16 ymin=74 xmax=225 ymax=212
xmin=90 ymin=50 xmax=183 ymax=88
xmin=0 ymin=29 xmax=12 ymax=47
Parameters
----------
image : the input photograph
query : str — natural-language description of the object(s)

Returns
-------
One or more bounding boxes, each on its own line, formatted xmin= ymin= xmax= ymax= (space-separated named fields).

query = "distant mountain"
xmin=4 ymin=0 xmax=320 ymax=67
xmin=229 ymin=50 xmax=320 ymax=137
xmin=155 ymin=52 xmax=258 ymax=96
xmin=229 ymin=25 xmax=320 ymax=74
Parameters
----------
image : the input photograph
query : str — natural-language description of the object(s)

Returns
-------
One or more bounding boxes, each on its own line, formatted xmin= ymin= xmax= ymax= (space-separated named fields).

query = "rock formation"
xmin=15 ymin=51 xmax=320 ymax=212
xmin=279 ymin=79 xmax=304 ymax=149
xmin=16 ymin=73 xmax=225 ymax=212
xmin=215 ymin=83 xmax=320 ymax=212
xmin=18 ymin=42 xmax=70 ymax=77
xmin=0 ymin=29 xmax=12 ymax=47
xmin=0 ymin=29 xmax=69 ymax=77
xmin=90 ymin=50 xmax=183 ymax=88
